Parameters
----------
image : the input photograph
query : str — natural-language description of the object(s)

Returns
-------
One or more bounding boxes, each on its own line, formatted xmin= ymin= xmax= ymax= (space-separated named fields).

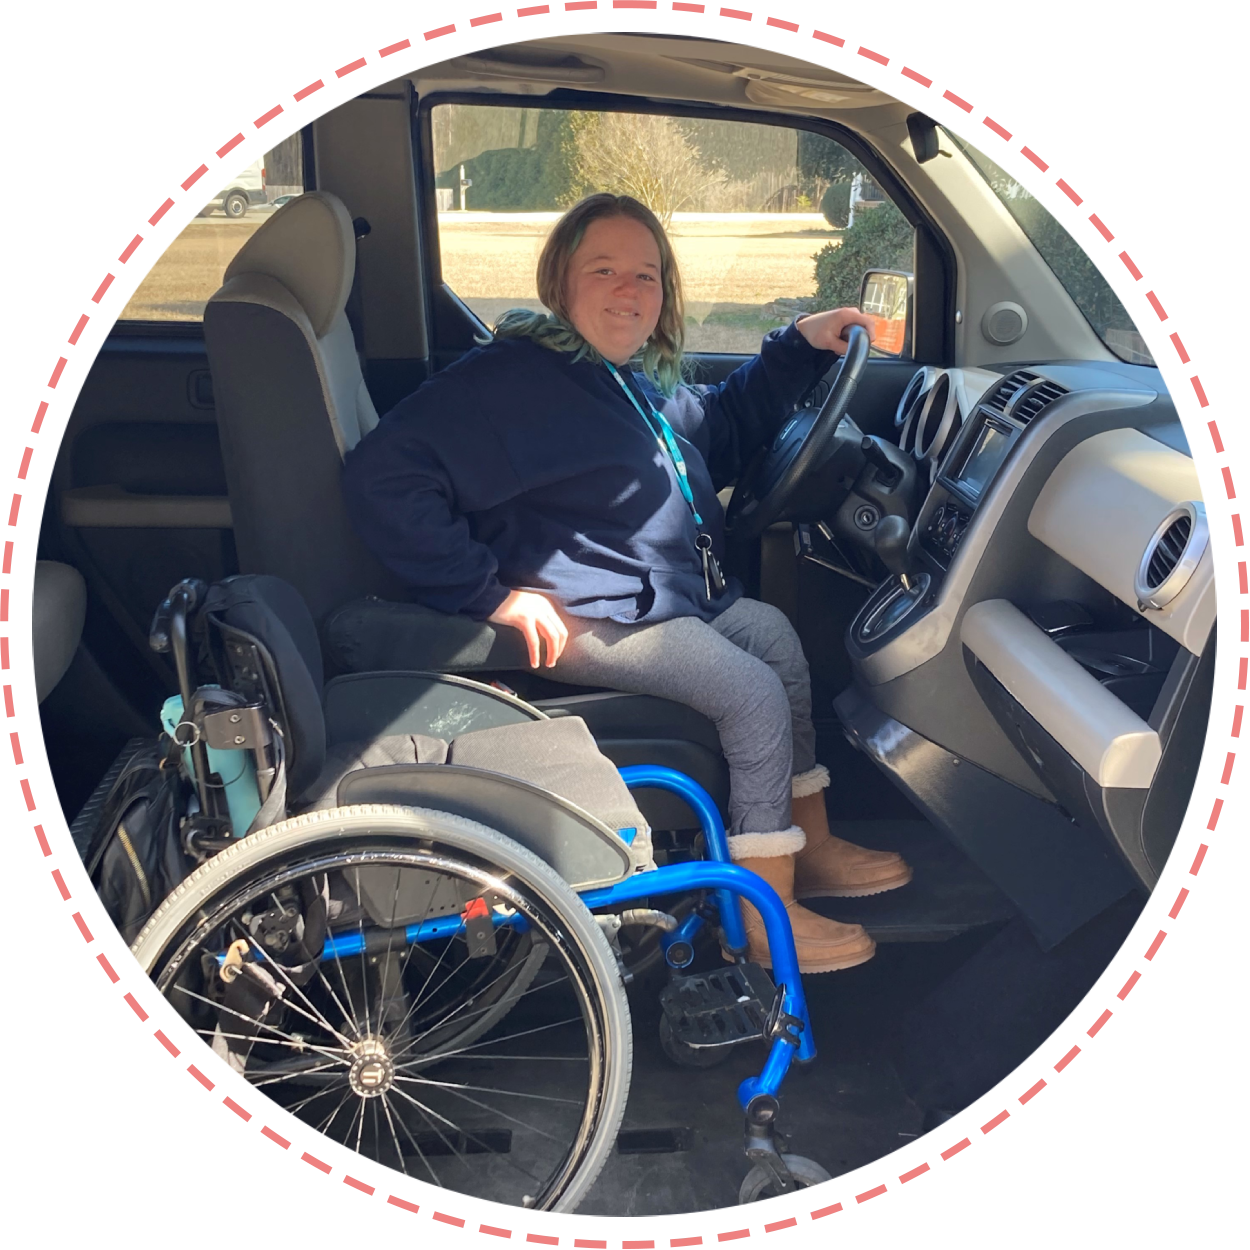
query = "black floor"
xmin=813 ymin=819 xmax=1017 ymax=941
xmin=577 ymin=820 xmax=1005 ymax=1215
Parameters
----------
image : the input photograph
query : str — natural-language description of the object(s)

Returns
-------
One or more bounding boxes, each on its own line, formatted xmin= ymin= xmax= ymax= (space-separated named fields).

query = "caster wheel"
xmin=659 ymin=1015 xmax=733 ymax=1069
xmin=738 ymin=1155 xmax=832 ymax=1204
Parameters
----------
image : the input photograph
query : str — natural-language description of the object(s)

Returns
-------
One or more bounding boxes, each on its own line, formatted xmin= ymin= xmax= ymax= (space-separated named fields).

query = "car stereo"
xmin=920 ymin=407 xmax=1025 ymax=568
xmin=948 ymin=411 xmax=1015 ymax=501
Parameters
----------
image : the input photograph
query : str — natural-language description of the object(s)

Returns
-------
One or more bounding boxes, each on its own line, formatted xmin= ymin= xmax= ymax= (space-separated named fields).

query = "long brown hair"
xmin=493 ymin=193 xmax=686 ymax=395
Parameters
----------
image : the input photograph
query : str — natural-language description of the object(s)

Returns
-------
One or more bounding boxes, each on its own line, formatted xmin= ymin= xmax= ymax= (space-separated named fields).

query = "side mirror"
xmin=858 ymin=269 xmax=914 ymax=358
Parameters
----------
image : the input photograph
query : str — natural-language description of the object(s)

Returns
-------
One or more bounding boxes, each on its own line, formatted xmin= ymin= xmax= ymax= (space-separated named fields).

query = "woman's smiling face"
xmin=563 ymin=215 xmax=665 ymax=365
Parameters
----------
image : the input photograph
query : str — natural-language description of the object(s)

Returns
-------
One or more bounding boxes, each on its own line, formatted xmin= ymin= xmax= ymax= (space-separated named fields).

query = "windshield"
xmin=945 ymin=130 xmax=1154 ymax=366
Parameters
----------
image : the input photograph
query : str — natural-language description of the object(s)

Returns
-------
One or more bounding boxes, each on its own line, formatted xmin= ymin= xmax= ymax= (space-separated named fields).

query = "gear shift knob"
xmin=873 ymin=514 xmax=915 ymax=589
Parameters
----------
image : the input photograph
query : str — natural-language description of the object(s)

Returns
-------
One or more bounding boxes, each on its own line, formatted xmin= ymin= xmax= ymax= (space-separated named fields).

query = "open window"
xmin=424 ymin=100 xmax=917 ymax=358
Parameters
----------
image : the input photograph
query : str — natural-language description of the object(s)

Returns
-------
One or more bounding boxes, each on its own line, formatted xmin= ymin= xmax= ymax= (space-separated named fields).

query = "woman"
xmin=342 ymin=193 xmax=912 ymax=973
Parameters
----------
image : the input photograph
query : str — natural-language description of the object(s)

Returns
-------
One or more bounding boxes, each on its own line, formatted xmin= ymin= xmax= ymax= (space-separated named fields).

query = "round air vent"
xmin=1134 ymin=502 xmax=1208 ymax=610
xmin=981 ymin=301 xmax=1028 ymax=346
xmin=913 ymin=371 xmax=957 ymax=462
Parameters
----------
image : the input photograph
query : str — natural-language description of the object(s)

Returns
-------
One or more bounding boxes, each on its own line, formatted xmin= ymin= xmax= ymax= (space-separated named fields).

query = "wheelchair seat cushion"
xmin=304 ymin=717 xmax=652 ymax=886
xmin=447 ymin=716 xmax=645 ymax=843
xmin=300 ymin=732 xmax=450 ymax=811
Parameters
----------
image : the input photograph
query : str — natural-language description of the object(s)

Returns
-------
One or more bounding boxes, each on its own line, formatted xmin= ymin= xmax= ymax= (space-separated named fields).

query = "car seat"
xmin=202 ymin=191 xmax=727 ymax=828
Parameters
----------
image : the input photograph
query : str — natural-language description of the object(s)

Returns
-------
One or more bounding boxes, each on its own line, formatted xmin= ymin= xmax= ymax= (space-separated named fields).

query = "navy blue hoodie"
xmin=341 ymin=320 xmax=836 ymax=624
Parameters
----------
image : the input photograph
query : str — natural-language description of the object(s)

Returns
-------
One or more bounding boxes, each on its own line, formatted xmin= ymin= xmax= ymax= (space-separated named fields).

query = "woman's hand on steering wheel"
xmin=795 ymin=307 xmax=876 ymax=355
xmin=488 ymin=589 xmax=569 ymax=668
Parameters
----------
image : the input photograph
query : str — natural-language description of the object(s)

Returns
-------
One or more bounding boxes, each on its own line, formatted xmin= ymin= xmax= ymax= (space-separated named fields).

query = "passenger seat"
xmin=33 ymin=561 xmax=87 ymax=702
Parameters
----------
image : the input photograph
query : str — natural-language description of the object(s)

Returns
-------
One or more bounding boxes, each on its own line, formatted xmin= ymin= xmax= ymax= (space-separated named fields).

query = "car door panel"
xmin=46 ymin=338 xmax=237 ymax=699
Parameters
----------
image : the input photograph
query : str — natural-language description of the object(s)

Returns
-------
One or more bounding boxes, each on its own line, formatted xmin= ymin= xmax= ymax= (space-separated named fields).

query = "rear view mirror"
xmin=859 ymin=269 xmax=913 ymax=358
xmin=906 ymin=113 xmax=940 ymax=164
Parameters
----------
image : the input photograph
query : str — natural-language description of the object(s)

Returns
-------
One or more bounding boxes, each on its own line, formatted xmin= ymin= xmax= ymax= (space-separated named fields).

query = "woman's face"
xmin=563 ymin=215 xmax=664 ymax=365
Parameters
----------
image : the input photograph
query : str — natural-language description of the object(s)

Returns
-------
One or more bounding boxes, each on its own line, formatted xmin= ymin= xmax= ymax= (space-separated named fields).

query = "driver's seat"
xmin=202 ymin=190 xmax=727 ymax=826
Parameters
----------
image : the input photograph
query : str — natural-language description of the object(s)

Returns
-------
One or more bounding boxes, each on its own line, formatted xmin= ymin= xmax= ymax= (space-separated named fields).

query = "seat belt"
xmin=344 ymin=215 xmax=372 ymax=367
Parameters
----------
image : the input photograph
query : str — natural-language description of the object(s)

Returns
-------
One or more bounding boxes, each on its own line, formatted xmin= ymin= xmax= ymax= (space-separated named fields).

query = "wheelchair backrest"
xmin=200 ymin=573 xmax=329 ymax=801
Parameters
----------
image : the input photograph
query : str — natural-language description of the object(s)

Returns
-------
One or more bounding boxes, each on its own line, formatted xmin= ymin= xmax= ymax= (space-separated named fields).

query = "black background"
xmin=12 ymin=9 xmax=1230 ymax=1235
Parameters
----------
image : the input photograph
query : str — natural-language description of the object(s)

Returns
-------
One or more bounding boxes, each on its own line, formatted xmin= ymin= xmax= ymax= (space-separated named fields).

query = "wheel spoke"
xmin=387 ymin=930 xmax=460 ymax=1043
xmin=397 ymin=1015 xmax=586 ymax=1071
xmin=249 ymin=1060 xmax=346 ymax=1087
xmin=232 ymin=924 xmax=356 ymax=1049
xmin=351 ymin=1093 xmax=368 ymax=1157
xmin=312 ymin=1085 xmax=357 ymax=1135
xmin=325 ymin=882 xmax=368 ymax=1041
xmin=386 ymin=862 xmax=455 ymax=1029
xmin=391 ymin=969 xmax=569 ymax=1066
xmin=395 ymin=1074 xmax=583 ymax=1107
xmin=174 ymin=984 xmax=346 ymax=1064
xmin=352 ymin=868 xmax=373 ymax=1039
xmin=276 ymin=1080 xmax=350 ymax=1120
xmin=306 ymin=932 xmax=371 ymax=1046
xmin=387 ymin=1083 xmax=545 ymax=1187
xmin=378 ymin=1091 xmax=412 ymax=1178
xmin=196 ymin=1028 xmax=349 ymax=1066
xmin=395 ymin=1076 xmax=567 ymax=1145
xmin=385 ymin=1089 xmax=465 ymax=1183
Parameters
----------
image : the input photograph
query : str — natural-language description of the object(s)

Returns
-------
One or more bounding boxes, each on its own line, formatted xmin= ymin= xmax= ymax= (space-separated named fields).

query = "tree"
xmin=566 ymin=112 xmax=726 ymax=228
xmin=435 ymin=110 xmax=578 ymax=211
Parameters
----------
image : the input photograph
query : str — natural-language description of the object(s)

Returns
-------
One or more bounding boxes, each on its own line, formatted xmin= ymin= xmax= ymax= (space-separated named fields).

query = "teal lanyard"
xmin=604 ymin=361 xmax=704 ymax=527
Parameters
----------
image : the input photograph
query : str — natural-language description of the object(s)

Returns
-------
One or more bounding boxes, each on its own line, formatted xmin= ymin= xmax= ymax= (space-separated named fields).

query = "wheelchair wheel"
xmin=132 ymin=805 xmax=632 ymax=1212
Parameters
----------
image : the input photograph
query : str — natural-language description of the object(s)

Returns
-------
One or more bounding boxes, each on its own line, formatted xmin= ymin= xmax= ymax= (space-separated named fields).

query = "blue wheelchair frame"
xmin=171 ymin=686 xmax=814 ymax=1113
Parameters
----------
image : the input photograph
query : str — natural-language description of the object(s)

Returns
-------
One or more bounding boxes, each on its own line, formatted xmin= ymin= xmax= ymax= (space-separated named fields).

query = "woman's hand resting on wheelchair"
xmin=489 ymin=588 xmax=569 ymax=667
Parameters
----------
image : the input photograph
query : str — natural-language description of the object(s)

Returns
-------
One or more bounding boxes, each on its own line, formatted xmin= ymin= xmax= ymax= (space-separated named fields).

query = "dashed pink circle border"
xmin=9 ymin=4 xmax=1246 ymax=1239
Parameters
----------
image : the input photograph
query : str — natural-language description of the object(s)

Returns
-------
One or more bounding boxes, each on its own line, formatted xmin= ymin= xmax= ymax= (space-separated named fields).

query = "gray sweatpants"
xmin=550 ymin=597 xmax=820 ymax=843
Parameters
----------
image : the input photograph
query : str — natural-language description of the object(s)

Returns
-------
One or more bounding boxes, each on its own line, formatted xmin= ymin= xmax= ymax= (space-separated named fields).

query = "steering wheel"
xmin=724 ymin=323 xmax=871 ymax=546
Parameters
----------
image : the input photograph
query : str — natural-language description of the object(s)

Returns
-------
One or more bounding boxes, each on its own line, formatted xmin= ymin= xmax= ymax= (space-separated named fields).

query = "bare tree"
xmin=568 ymin=112 xmax=725 ymax=228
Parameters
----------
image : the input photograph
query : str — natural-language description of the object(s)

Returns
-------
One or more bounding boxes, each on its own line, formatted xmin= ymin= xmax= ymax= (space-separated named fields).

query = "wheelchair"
xmin=122 ymin=575 xmax=825 ymax=1213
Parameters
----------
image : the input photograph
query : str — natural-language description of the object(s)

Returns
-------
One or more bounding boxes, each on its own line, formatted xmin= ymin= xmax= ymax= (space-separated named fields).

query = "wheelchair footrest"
xmin=660 ymin=962 xmax=777 ymax=1050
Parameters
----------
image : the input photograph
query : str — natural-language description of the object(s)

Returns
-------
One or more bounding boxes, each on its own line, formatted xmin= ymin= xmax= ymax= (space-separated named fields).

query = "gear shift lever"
xmin=874 ymin=514 xmax=916 ymax=591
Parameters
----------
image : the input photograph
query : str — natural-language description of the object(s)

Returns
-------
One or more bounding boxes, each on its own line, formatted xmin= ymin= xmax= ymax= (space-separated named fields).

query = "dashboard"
xmin=835 ymin=358 xmax=1211 ymax=928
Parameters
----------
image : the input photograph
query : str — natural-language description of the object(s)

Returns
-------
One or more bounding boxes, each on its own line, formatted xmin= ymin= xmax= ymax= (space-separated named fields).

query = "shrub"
xmin=819 ymin=182 xmax=851 ymax=229
xmin=812 ymin=200 xmax=913 ymax=310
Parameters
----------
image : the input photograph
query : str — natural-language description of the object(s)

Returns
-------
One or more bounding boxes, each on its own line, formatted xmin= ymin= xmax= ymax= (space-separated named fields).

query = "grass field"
xmin=120 ymin=210 xmax=842 ymax=353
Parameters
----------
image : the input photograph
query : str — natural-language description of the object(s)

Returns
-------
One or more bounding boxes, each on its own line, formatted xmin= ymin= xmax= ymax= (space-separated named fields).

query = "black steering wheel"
xmin=724 ymin=323 xmax=871 ymax=546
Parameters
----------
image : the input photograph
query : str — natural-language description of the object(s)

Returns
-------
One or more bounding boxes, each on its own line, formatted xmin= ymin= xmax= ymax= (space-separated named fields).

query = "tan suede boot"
xmin=791 ymin=790 xmax=913 ymax=899
xmin=728 ymin=851 xmax=876 ymax=974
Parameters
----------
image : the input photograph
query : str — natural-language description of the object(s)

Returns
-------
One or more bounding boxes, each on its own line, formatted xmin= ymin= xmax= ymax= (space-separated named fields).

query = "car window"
xmin=945 ymin=130 xmax=1154 ymax=365
xmin=430 ymin=104 xmax=914 ymax=355
xmin=118 ymin=135 xmax=305 ymax=322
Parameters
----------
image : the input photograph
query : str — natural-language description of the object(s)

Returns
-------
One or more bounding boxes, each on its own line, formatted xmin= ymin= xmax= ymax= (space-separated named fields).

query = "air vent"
xmin=1134 ymin=502 xmax=1209 ymax=610
xmin=1012 ymin=380 xmax=1067 ymax=425
xmin=983 ymin=370 xmax=1037 ymax=413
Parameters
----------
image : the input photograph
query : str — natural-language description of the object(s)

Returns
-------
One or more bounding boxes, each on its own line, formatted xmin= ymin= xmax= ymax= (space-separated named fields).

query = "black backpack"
xmin=71 ymin=737 xmax=196 ymax=944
